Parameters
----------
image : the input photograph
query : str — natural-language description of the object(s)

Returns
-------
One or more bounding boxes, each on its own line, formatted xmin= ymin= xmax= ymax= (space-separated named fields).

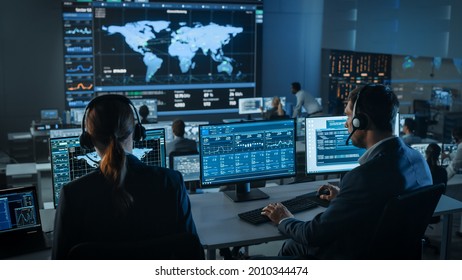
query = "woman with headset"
xmin=52 ymin=95 xmax=199 ymax=259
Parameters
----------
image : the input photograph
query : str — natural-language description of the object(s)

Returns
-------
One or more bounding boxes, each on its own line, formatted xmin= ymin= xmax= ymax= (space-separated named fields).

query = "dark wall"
xmin=0 ymin=0 xmax=64 ymax=152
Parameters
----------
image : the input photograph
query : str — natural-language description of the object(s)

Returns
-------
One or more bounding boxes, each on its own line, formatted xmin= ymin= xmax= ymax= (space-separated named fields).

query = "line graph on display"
xmin=134 ymin=139 xmax=162 ymax=167
xmin=68 ymin=64 xmax=93 ymax=73
xmin=65 ymin=27 xmax=92 ymax=35
xmin=266 ymin=139 xmax=294 ymax=149
xmin=202 ymin=144 xmax=233 ymax=155
xmin=15 ymin=207 xmax=36 ymax=227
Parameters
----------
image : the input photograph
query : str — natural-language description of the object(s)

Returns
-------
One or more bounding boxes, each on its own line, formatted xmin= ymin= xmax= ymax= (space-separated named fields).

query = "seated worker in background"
xmin=401 ymin=118 xmax=422 ymax=145
xmin=262 ymin=84 xmax=432 ymax=259
xmin=52 ymin=95 xmax=199 ymax=259
xmin=260 ymin=96 xmax=286 ymax=120
xmin=425 ymin=143 xmax=447 ymax=187
xmin=291 ymin=82 xmax=322 ymax=118
xmin=166 ymin=119 xmax=198 ymax=156
xmin=442 ymin=126 xmax=462 ymax=179
xmin=139 ymin=105 xmax=150 ymax=124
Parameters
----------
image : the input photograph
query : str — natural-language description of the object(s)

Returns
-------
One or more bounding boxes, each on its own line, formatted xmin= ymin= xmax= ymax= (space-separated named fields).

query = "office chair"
xmin=67 ymin=233 xmax=205 ymax=260
xmin=367 ymin=183 xmax=445 ymax=260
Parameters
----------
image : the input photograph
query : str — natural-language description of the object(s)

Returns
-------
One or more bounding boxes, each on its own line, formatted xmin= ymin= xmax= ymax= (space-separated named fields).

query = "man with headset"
xmin=262 ymin=84 xmax=432 ymax=259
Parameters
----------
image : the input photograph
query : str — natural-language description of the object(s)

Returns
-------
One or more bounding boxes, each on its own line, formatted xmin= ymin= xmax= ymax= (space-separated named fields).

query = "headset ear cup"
xmin=79 ymin=132 xmax=94 ymax=150
xmin=352 ymin=113 xmax=368 ymax=130
xmin=133 ymin=124 xmax=146 ymax=141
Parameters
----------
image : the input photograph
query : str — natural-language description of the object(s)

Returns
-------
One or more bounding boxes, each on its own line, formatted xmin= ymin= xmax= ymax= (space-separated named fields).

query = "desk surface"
xmin=190 ymin=180 xmax=462 ymax=254
xmin=190 ymin=181 xmax=326 ymax=250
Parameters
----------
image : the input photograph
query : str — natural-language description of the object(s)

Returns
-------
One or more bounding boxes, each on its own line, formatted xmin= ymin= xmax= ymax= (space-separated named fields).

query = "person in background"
xmin=262 ymin=84 xmax=432 ymax=259
xmin=52 ymin=95 xmax=199 ymax=259
xmin=443 ymin=126 xmax=462 ymax=180
xmin=401 ymin=118 xmax=422 ymax=145
xmin=291 ymin=82 xmax=322 ymax=118
xmin=139 ymin=105 xmax=150 ymax=124
xmin=260 ymin=96 xmax=286 ymax=120
xmin=425 ymin=143 xmax=447 ymax=187
xmin=442 ymin=126 xmax=462 ymax=237
xmin=166 ymin=119 xmax=198 ymax=156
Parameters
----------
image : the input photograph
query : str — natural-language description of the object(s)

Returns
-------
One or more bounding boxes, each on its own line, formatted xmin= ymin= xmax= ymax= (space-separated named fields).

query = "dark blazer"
xmin=278 ymin=137 xmax=433 ymax=259
xmin=52 ymin=154 xmax=198 ymax=259
xmin=167 ymin=137 xmax=198 ymax=156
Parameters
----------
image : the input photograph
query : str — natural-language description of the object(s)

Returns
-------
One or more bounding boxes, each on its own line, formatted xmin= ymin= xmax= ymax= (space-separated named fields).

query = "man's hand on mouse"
xmin=318 ymin=184 xmax=340 ymax=201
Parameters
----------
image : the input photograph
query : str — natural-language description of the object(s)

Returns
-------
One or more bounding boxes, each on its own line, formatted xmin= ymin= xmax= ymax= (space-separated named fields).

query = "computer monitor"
xmin=169 ymin=154 xmax=200 ymax=182
xmin=131 ymin=98 xmax=158 ymax=123
xmin=184 ymin=121 xmax=209 ymax=142
xmin=431 ymin=88 xmax=453 ymax=109
xmin=199 ymin=119 xmax=296 ymax=202
xmin=50 ymin=128 xmax=166 ymax=208
xmin=262 ymin=97 xmax=286 ymax=112
xmin=40 ymin=109 xmax=59 ymax=121
xmin=410 ymin=142 xmax=456 ymax=166
xmin=305 ymin=115 xmax=400 ymax=176
xmin=70 ymin=108 xmax=85 ymax=125
xmin=238 ymin=97 xmax=263 ymax=115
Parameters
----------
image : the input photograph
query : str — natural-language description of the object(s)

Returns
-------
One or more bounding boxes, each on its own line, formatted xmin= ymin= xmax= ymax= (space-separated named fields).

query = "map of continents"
xmin=102 ymin=21 xmax=243 ymax=82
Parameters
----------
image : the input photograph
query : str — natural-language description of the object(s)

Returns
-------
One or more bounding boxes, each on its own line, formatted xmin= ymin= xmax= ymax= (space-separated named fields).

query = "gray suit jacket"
xmin=278 ymin=137 xmax=433 ymax=259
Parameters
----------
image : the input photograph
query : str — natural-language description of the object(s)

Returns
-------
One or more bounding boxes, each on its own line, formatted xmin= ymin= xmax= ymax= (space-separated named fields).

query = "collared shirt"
xmin=358 ymin=136 xmax=397 ymax=165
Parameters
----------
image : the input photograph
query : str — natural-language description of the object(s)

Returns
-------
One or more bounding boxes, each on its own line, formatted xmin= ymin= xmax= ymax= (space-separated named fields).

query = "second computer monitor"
xmin=305 ymin=115 xmax=400 ymax=176
xmin=199 ymin=119 xmax=296 ymax=202
xmin=49 ymin=128 xmax=166 ymax=208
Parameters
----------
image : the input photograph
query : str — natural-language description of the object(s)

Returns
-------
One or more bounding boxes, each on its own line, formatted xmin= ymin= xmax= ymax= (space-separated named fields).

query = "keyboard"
xmin=238 ymin=193 xmax=322 ymax=225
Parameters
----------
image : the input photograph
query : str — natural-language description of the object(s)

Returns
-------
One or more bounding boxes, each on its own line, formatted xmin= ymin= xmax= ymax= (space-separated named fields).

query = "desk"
xmin=190 ymin=181 xmax=323 ymax=260
xmin=190 ymin=181 xmax=462 ymax=260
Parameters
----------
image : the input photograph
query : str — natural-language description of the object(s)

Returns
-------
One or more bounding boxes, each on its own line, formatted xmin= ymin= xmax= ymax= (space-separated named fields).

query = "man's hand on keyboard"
xmin=261 ymin=202 xmax=294 ymax=224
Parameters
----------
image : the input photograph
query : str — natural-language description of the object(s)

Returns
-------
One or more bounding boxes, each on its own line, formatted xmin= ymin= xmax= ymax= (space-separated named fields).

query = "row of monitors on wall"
xmin=61 ymin=0 xmax=263 ymax=116
xmin=49 ymin=114 xmax=405 ymax=206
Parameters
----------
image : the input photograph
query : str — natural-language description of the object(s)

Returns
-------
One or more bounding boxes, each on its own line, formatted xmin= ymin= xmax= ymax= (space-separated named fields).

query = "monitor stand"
xmin=223 ymin=182 xmax=269 ymax=202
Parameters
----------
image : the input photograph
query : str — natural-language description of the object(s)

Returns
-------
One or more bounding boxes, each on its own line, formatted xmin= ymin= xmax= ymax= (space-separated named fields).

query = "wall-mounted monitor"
xmin=49 ymin=128 xmax=166 ymax=208
xmin=61 ymin=0 xmax=263 ymax=116
xmin=199 ymin=119 xmax=296 ymax=202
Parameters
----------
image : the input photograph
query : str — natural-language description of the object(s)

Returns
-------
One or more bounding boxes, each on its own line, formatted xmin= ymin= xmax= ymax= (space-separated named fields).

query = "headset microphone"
xmin=345 ymin=128 xmax=356 ymax=145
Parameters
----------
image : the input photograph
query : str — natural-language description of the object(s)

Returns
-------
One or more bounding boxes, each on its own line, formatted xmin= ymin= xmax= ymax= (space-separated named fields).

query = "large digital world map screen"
xmin=62 ymin=0 xmax=263 ymax=115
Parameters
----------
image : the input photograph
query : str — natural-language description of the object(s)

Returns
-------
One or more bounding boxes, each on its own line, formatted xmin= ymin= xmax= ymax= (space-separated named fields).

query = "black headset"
xmin=80 ymin=94 xmax=146 ymax=150
xmin=351 ymin=86 xmax=369 ymax=131
xmin=345 ymin=85 xmax=371 ymax=145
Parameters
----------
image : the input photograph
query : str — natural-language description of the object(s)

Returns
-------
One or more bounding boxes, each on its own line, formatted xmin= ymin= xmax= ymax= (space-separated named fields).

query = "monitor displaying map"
xmin=61 ymin=0 xmax=263 ymax=115
xmin=49 ymin=128 xmax=166 ymax=208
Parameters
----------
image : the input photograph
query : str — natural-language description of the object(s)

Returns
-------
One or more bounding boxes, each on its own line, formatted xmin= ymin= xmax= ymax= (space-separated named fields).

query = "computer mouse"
xmin=317 ymin=189 xmax=330 ymax=196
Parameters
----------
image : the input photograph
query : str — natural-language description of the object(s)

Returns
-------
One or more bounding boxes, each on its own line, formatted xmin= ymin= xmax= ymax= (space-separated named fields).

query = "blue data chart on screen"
xmin=200 ymin=119 xmax=296 ymax=186
xmin=315 ymin=119 xmax=364 ymax=167
xmin=305 ymin=116 xmax=366 ymax=175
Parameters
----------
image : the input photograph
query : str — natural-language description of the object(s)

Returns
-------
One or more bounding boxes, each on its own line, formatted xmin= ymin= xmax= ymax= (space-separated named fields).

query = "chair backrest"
xmin=67 ymin=233 xmax=205 ymax=260
xmin=367 ymin=183 xmax=445 ymax=260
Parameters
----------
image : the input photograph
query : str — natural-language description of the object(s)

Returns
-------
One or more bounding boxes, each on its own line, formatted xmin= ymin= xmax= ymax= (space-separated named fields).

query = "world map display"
xmin=102 ymin=21 xmax=243 ymax=82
